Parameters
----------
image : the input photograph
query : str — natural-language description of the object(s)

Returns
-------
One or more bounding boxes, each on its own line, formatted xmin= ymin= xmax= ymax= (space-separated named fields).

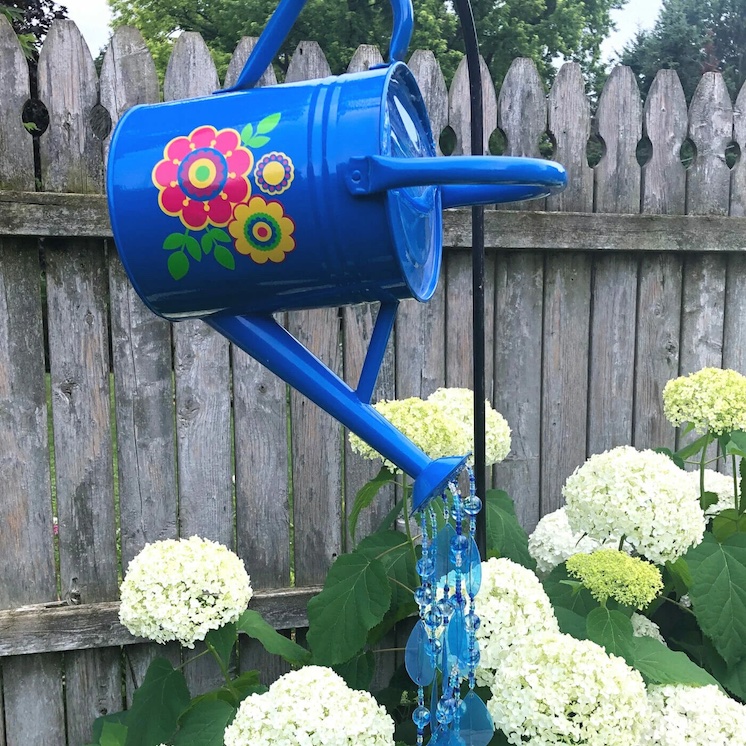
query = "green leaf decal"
xmin=206 ymin=228 xmax=231 ymax=243
xmin=586 ymin=607 xmax=635 ymax=664
xmin=237 ymin=609 xmax=311 ymax=667
xmin=204 ymin=622 xmax=237 ymax=669
xmin=256 ymin=112 xmax=281 ymax=134
xmin=240 ymin=122 xmax=254 ymax=144
xmin=168 ymin=251 xmax=189 ymax=280
xmin=214 ymin=244 xmax=236 ymax=270
xmin=485 ymin=489 xmax=536 ymax=569
xmin=348 ymin=467 xmax=397 ymax=543
xmin=163 ymin=232 xmax=187 ymax=250
xmin=306 ymin=552 xmax=391 ymax=665
xmin=333 ymin=651 xmax=375 ymax=690
xmin=631 ymin=636 xmax=721 ymax=688
xmin=123 ymin=658 xmax=191 ymax=746
xmin=201 ymin=234 xmax=213 ymax=255
xmin=686 ymin=532 xmax=746 ymax=665
xmin=172 ymin=699 xmax=235 ymax=746
xmin=248 ymin=135 xmax=271 ymax=148
xmin=184 ymin=235 xmax=202 ymax=261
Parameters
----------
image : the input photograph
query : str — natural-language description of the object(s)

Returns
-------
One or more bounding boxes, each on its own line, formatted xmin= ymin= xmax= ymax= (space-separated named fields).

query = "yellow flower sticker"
xmin=228 ymin=196 xmax=296 ymax=264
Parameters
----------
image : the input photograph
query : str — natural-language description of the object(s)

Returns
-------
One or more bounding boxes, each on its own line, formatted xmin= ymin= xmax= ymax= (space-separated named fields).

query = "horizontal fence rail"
xmin=1 ymin=14 xmax=746 ymax=745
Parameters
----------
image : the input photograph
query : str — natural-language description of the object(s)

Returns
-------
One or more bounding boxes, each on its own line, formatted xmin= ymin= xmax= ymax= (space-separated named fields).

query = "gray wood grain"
xmin=449 ymin=55 xmax=497 ymax=155
xmin=284 ymin=42 xmax=343 ymax=586
xmin=588 ymin=66 xmax=641 ymax=455
xmin=38 ymin=21 xmax=103 ymax=194
xmin=224 ymin=36 xmax=278 ymax=88
xmin=634 ymin=70 xmax=687 ymax=450
xmin=408 ymin=50 xmax=448 ymax=155
xmin=0 ymin=19 xmax=65 ymax=744
xmin=37 ymin=20 xmax=121 ymax=741
xmin=733 ymin=80 xmax=746 ymax=218
xmin=547 ymin=63 xmax=593 ymax=213
xmin=162 ymin=31 xmax=233 ymax=696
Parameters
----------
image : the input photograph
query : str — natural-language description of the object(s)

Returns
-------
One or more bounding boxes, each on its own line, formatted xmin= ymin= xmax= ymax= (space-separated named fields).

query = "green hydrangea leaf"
xmin=675 ymin=433 xmax=712 ymax=461
xmin=237 ymin=609 xmax=311 ymax=667
xmin=586 ymin=607 xmax=635 ymax=664
xmin=333 ymin=650 xmax=375 ymax=690
xmin=167 ymin=251 xmax=189 ymax=280
xmin=99 ymin=720 xmax=128 ymax=746
xmin=631 ymin=636 xmax=721 ymax=688
xmin=554 ymin=607 xmax=589 ymax=640
xmin=356 ymin=529 xmax=418 ymax=611
xmin=348 ymin=467 xmax=397 ymax=543
xmin=123 ymin=658 xmax=190 ymax=746
xmin=701 ymin=490 xmax=721 ymax=513
xmin=485 ymin=489 xmax=535 ymax=570
xmin=722 ymin=656 xmax=746 ymax=700
xmin=204 ymin=622 xmax=237 ymax=669
xmin=686 ymin=532 xmax=746 ymax=665
xmin=307 ymin=552 xmax=391 ymax=665
xmin=712 ymin=509 xmax=746 ymax=542
xmin=92 ymin=712 xmax=129 ymax=744
xmin=543 ymin=563 xmax=598 ymax=617
xmin=172 ymin=699 xmax=236 ymax=746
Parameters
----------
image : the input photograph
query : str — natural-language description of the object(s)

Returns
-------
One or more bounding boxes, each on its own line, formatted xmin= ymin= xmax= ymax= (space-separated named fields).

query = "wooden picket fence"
xmin=1 ymin=14 xmax=746 ymax=745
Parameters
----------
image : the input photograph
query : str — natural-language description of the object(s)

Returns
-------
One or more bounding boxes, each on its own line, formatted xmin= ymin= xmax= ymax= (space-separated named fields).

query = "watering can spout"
xmin=207 ymin=310 xmax=467 ymax=512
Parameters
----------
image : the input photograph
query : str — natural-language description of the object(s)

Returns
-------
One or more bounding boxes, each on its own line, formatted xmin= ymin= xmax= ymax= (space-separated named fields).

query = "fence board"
xmin=634 ymin=70 xmax=687 ymax=450
xmin=38 ymin=20 xmax=121 ymax=744
xmin=100 ymin=25 xmax=181 ymax=701
xmin=408 ymin=50 xmax=448 ymax=154
xmin=162 ymin=32 xmax=232 ymax=695
xmin=449 ymin=55 xmax=496 ymax=156
xmin=224 ymin=36 xmax=278 ymax=88
xmin=284 ymin=42 xmax=343 ymax=587
xmin=588 ymin=66 xmax=641 ymax=455
xmin=0 ymin=19 xmax=64 ymax=744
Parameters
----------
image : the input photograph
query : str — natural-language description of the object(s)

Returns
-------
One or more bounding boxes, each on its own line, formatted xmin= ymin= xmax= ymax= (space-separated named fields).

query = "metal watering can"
xmin=107 ymin=0 xmax=567 ymax=512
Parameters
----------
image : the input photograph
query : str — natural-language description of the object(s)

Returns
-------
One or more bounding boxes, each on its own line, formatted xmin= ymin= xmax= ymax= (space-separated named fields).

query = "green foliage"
xmin=632 ymin=636 xmax=722 ymax=688
xmin=1 ymin=1 xmax=67 ymax=59
xmin=619 ymin=0 xmax=746 ymax=101
xmin=484 ymin=488 xmax=536 ymax=569
xmin=172 ymin=700 xmax=236 ymax=746
xmin=333 ymin=650 xmax=376 ymax=690
xmin=685 ymin=532 xmax=746 ymax=666
xmin=543 ymin=563 xmax=599 ymax=617
xmin=585 ymin=606 xmax=635 ymax=664
xmin=237 ymin=609 xmax=311 ymax=667
xmin=348 ymin=466 xmax=397 ymax=543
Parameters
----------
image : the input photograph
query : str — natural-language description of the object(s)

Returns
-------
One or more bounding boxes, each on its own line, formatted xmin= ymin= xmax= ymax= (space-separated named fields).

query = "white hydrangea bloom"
xmin=427 ymin=387 xmax=511 ymax=465
xmin=686 ymin=468 xmax=739 ymax=516
xmin=630 ymin=613 xmax=665 ymax=643
xmin=640 ymin=684 xmax=746 ymax=745
xmin=475 ymin=557 xmax=559 ymax=687
xmin=224 ymin=666 xmax=395 ymax=746
xmin=528 ymin=506 xmax=618 ymax=575
xmin=488 ymin=632 xmax=649 ymax=746
xmin=563 ymin=446 xmax=706 ymax=564
xmin=119 ymin=536 xmax=252 ymax=648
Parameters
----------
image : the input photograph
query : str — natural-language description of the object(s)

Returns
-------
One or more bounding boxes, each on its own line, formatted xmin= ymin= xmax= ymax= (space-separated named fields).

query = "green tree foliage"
xmin=108 ymin=0 xmax=620 ymax=89
xmin=0 ymin=0 xmax=68 ymax=59
xmin=619 ymin=0 xmax=746 ymax=101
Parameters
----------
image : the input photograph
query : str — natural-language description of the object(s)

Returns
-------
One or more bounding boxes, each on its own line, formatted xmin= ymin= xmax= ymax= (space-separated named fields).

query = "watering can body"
xmin=107 ymin=0 xmax=567 ymax=511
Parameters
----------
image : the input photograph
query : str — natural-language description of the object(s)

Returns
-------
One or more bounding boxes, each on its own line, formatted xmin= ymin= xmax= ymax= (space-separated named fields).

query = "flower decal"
xmin=153 ymin=125 xmax=253 ymax=231
xmin=254 ymin=151 xmax=294 ymax=195
xmin=229 ymin=196 xmax=296 ymax=264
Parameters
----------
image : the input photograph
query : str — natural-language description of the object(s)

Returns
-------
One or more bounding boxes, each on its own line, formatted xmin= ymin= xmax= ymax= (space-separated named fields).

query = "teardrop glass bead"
xmin=446 ymin=607 xmax=469 ymax=677
xmin=405 ymin=620 xmax=435 ymax=686
xmin=434 ymin=524 xmax=456 ymax=582
xmin=458 ymin=691 xmax=494 ymax=746
xmin=464 ymin=536 xmax=482 ymax=596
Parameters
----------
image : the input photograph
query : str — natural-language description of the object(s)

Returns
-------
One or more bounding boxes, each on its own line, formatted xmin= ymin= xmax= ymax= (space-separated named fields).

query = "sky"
xmin=63 ymin=0 xmax=663 ymax=63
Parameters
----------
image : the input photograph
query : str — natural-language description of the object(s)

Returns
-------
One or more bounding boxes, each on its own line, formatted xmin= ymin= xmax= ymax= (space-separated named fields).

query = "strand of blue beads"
xmin=405 ymin=467 xmax=493 ymax=746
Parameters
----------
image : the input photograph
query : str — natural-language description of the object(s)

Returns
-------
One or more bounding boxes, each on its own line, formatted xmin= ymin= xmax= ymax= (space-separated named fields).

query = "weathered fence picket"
xmin=2 ymin=17 xmax=746 ymax=743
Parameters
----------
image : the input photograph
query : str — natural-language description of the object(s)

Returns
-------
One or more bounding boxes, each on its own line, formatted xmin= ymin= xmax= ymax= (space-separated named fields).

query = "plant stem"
xmin=699 ymin=439 xmax=707 ymax=499
xmin=205 ymin=639 xmax=240 ymax=698
xmin=401 ymin=476 xmax=413 ymax=544
xmin=179 ymin=648 xmax=210 ymax=669
xmin=733 ymin=454 xmax=740 ymax=512
xmin=618 ymin=534 xmax=626 ymax=552
xmin=372 ymin=647 xmax=405 ymax=654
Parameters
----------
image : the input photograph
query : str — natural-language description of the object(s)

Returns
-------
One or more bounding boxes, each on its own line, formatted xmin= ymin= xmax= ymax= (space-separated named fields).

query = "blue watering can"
xmin=107 ymin=0 xmax=566 ymax=512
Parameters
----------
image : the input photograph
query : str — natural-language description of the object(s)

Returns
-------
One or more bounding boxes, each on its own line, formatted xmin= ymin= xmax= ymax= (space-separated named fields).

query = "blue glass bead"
xmin=413 ymin=705 xmax=431 ymax=729
xmin=464 ymin=611 xmax=481 ymax=632
xmin=458 ymin=691 xmax=494 ymax=746
xmin=414 ymin=585 xmax=433 ymax=607
xmin=436 ymin=695 xmax=458 ymax=724
xmin=423 ymin=605 xmax=443 ymax=629
xmin=437 ymin=597 xmax=454 ymax=622
xmin=417 ymin=556 xmax=436 ymax=579
xmin=463 ymin=494 xmax=482 ymax=516
xmin=427 ymin=636 xmax=442 ymax=657
xmin=405 ymin=620 xmax=435 ymax=686
xmin=450 ymin=534 xmax=470 ymax=565
xmin=468 ymin=646 xmax=480 ymax=667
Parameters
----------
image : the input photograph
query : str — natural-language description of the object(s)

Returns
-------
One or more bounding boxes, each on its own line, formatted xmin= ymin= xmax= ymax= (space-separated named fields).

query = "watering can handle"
xmin=345 ymin=155 xmax=567 ymax=196
xmin=224 ymin=0 xmax=414 ymax=93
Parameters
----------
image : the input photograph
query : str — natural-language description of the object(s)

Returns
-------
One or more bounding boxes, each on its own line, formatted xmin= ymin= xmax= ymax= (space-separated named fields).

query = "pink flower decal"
xmin=153 ymin=125 xmax=253 ymax=231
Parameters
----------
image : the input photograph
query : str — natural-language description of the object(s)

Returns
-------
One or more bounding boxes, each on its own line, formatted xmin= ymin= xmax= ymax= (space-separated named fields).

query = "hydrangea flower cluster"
xmin=487 ymin=631 xmax=649 ymax=746
xmin=527 ymin=506 xmax=618 ymax=575
xmin=223 ymin=666 xmax=395 ymax=746
xmin=563 ymin=446 xmax=706 ymax=564
xmin=119 ymin=536 xmax=252 ymax=648
xmin=687 ymin=468 xmax=738 ymax=516
xmin=427 ymin=387 xmax=511 ymax=465
xmin=630 ymin=613 xmax=665 ymax=642
xmin=663 ymin=367 xmax=746 ymax=435
xmin=640 ymin=684 xmax=746 ymax=745
xmin=348 ymin=388 xmax=511 ymax=470
xmin=566 ymin=549 xmax=663 ymax=609
xmin=474 ymin=558 xmax=559 ymax=686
